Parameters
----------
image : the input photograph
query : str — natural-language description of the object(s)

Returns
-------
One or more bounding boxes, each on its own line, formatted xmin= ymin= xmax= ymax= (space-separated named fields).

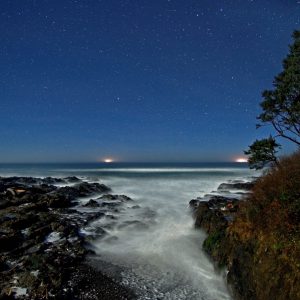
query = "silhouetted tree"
xmin=246 ymin=30 xmax=300 ymax=169
xmin=258 ymin=30 xmax=300 ymax=145
xmin=244 ymin=137 xmax=280 ymax=169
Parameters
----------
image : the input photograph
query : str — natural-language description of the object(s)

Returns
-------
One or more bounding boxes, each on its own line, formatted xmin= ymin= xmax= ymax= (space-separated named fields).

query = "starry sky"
xmin=1 ymin=0 xmax=299 ymax=163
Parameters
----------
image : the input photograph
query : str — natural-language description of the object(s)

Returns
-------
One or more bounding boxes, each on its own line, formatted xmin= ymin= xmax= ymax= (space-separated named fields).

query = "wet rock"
xmin=0 ymin=176 xmax=39 ymax=186
xmin=97 ymin=194 xmax=118 ymax=201
xmin=95 ymin=227 xmax=107 ymax=236
xmin=105 ymin=214 xmax=117 ymax=220
xmin=6 ymin=213 xmax=39 ymax=230
xmin=194 ymin=195 xmax=239 ymax=232
xmin=27 ymin=184 xmax=57 ymax=194
xmin=0 ymin=233 xmax=23 ymax=252
xmin=84 ymin=211 xmax=105 ymax=223
xmin=117 ymin=195 xmax=132 ymax=202
xmin=191 ymin=179 xmax=263 ymax=298
xmin=98 ymin=194 xmax=132 ymax=202
xmin=29 ymin=225 xmax=52 ymax=242
xmin=217 ymin=182 xmax=255 ymax=191
xmin=25 ymin=244 xmax=44 ymax=255
xmin=64 ymin=176 xmax=81 ymax=183
xmin=205 ymin=195 xmax=238 ymax=209
xmin=6 ymin=188 xmax=16 ymax=197
xmin=189 ymin=199 xmax=200 ymax=210
xmin=1 ymin=213 xmax=17 ymax=221
xmin=35 ymin=193 xmax=72 ymax=208
xmin=195 ymin=202 xmax=228 ymax=233
xmin=131 ymin=205 xmax=140 ymax=209
xmin=42 ymin=177 xmax=65 ymax=185
xmin=56 ymin=182 xmax=111 ymax=199
xmin=100 ymin=201 xmax=122 ymax=208
xmin=0 ymin=176 xmax=134 ymax=299
xmin=0 ymin=199 xmax=10 ymax=209
xmin=83 ymin=199 xmax=100 ymax=207
xmin=0 ymin=176 xmax=63 ymax=187
xmin=190 ymin=193 xmax=244 ymax=268
xmin=0 ymin=256 xmax=8 ymax=272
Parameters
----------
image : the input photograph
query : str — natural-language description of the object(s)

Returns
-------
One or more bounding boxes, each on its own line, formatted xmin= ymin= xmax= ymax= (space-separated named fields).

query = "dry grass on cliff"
xmin=227 ymin=150 xmax=300 ymax=300
xmin=237 ymin=150 xmax=300 ymax=235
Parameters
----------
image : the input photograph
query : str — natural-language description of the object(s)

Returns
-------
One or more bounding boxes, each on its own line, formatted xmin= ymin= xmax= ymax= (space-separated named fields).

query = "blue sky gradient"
xmin=1 ymin=0 xmax=299 ymax=162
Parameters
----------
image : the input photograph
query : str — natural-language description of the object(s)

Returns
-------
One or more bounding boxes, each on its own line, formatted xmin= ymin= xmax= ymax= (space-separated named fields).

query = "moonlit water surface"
xmin=90 ymin=168 xmax=254 ymax=300
xmin=0 ymin=163 xmax=257 ymax=299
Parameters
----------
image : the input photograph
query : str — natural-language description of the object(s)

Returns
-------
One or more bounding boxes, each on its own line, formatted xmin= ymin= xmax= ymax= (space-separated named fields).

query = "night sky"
xmin=1 ymin=1 xmax=299 ymax=163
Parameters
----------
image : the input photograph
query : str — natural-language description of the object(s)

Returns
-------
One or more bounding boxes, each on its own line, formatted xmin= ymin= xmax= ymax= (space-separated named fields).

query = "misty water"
xmin=0 ymin=163 xmax=257 ymax=300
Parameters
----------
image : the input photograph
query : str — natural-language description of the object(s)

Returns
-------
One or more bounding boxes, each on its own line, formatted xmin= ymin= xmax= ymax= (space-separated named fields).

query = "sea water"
xmin=0 ymin=163 xmax=257 ymax=300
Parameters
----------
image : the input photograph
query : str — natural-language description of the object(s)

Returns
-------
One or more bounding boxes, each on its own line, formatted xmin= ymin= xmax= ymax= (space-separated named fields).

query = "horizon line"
xmin=0 ymin=161 xmax=248 ymax=164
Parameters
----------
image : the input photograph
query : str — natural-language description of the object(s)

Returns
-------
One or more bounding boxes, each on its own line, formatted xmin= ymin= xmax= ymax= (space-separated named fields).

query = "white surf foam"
xmin=90 ymin=168 xmax=256 ymax=299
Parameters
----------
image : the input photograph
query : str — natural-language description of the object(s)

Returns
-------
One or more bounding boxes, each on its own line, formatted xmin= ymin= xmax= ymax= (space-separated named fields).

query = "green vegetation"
xmin=245 ymin=30 xmax=300 ymax=169
xmin=203 ymin=229 xmax=224 ymax=253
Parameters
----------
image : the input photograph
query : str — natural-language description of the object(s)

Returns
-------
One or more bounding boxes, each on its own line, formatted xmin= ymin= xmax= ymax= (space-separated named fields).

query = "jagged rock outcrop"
xmin=0 ymin=176 xmax=135 ymax=299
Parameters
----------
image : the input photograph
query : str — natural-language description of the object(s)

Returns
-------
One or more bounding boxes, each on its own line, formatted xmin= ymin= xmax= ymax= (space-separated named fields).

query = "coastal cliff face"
xmin=192 ymin=152 xmax=300 ymax=300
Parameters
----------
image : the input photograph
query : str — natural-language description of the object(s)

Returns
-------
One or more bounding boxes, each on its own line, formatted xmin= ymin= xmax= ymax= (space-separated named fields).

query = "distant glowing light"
xmin=236 ymin=158 xmax=248 ymax=163
xmin=104 ymin=158 xmax=114 ymax=163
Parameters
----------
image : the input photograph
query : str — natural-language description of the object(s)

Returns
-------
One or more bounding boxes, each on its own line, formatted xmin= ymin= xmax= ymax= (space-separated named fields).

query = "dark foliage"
xmin=246 ymin=30 xmax=300 ymax=169
xmin=244 ymin=136 xmax=280 ymax=169
xmin=258 ymin=30 xmax=300 ymax=145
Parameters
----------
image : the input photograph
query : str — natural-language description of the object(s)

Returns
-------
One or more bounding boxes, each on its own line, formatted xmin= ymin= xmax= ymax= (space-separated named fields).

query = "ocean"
xmin=0 ymin=162 xmax=258 ymax=300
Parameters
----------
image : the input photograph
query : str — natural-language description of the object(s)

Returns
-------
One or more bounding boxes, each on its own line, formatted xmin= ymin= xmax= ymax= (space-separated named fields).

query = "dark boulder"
xmin=83 ymin=199 xmax=100 ymax=207
xmin=194 ymin=202 xmax=227 ymax=233
xmin=27 ymin=184 xmax=57 ymax=194
xmin=97 ymin=194 xmax=132 ymax=202
xmin=84 ymin=211 xmax=105 ymax=223
xmin=0 ymin=232 xmax=24 ymax=252
xmin=217 ymin=182 xmax=255 ymax=191
xmin=55 ymin=182 xmax=111 ymax=199
xmin=131 ymin=205 xmax=140 ymax=209
xmin=64 ymin=176 xmax=81 ymax=183
xmin=5 ymin=213 xmax=39 ymax=230
xmin=0 ymin=198 xmax=10 ymax=209
xmin=194 ymin=195 xmax=239 ymax=231
xmin=42 ymin=177 xmax=65 ymax=185
xmin=100 ymin=202 xmax=122 ymax=208
xmin=189 ymin=199 xmax=200 ymax=210
xmin=193 ymin=195 xmax=239 ymax=265
xmin=36 ymin=193 xmax=73 ymax=208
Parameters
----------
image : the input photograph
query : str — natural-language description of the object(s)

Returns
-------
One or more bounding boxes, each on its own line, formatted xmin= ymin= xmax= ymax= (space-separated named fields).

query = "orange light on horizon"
xmin=235 ymin=157 xmax=248 ymax=163
xmin=103 ymin=158 xmax=114 ymax=163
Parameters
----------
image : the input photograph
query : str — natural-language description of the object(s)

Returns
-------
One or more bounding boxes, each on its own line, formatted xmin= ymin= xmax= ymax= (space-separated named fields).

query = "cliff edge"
xmin=192 ymin=152 xmax=300 ymax=300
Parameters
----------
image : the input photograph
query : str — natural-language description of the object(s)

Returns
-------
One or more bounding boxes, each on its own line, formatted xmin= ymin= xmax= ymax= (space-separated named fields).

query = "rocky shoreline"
xmin=0 ymin=174 xmax=268 ymax=300
xmin=0 ymin=176 xmax=136 ymax=299
xmin=189 ymin=180 xmax=256 ymax=299
xmin=189 ymin=175 xmax=300 ymax=300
